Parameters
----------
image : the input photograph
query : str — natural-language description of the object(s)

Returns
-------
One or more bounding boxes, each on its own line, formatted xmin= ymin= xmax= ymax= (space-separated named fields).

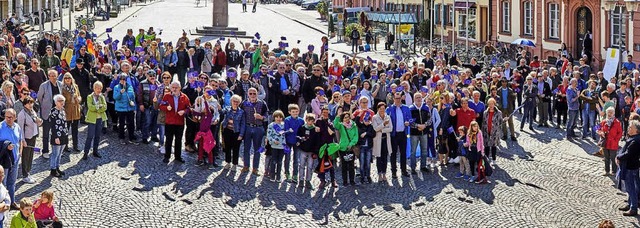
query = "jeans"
xmin=567 ymin=110 xmax=579 ymax=137
xmin=3 ymin=162 xmax=18 ymax=204
xmin=520 ymin=103 xmax=535 ymax=129
xmin=410 ymin=134 xmax=429 ymax=171
xmin=359 ymin=147 xmax=372 ymax=179
xmin=117 ymin=111 xmax=136 ymax=141
xmin=351 ymin=39 xmax=358 ymax=52
xmin=581 ymin=110 xmax=596 ymax=138
xmin=285 ymin=146 xmax=300 ymax=177
xmin=243 ymin=126 xmax=264 ymax=170
xmin=157 ymin=124 xmax=165 ymax=145
xmin=625 ymin=169 xmax=640 ymax=211
xmin=270 ymin=149 xmax=284 ymax=180
xmin=42 ymin=119 xmax=52 ymax=153
xmin=50 ymin=145 xmax=64 ymax=169
xmin=143 ymin=108 xmax=158 ymax=140
xmin=84 ymin=118 xmax=103 ymax=155
xmin=298 ymin=150 xmax=313 ymax=182
xmin=419 ymin=134 xmax=436 ymax=167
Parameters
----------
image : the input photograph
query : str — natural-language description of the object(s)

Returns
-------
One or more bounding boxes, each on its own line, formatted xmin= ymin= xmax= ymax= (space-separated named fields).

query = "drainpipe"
xmin=488 ymin=0 xmax=492 ymax=41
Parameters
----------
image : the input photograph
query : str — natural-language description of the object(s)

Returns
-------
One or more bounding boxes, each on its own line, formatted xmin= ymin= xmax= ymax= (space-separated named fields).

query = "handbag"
xmin=482 ymin=155 xmax=493 ymax=177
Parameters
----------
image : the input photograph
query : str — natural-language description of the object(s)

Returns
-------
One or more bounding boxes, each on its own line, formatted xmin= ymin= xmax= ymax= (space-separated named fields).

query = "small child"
xmin=10 ymin=198 xmax=36 ymax=227
xmin=465 ymin=121 xmax=485 ymax=183
xmin=33 ymin=189 xmax=58 ymax=222
xmin=454 ymin=126 xmax=471 ymax=180
xmin=296 ymin=113 xmax=321 ymax=189
xmin=284 ymin=104 xmax=304 ymax=183
xmin=357 ymin=113 xmax=375 ymax=184
xmin=267 ymin=110 xmax=286 ymax=182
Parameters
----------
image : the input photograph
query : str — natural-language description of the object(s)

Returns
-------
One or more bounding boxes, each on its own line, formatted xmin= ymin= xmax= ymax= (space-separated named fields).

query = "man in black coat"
xmin=616 ymin=120 xmax=640 ymax=216
xmin=70 ymin=58 xmax=96 ymax=120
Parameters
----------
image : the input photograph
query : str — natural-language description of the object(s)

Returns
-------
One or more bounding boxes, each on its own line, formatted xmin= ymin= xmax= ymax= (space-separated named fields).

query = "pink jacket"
xmin=195 ymin=131 xmax=216 ymax=153
xmin=466 ymin=131 xmax=484 ymax=153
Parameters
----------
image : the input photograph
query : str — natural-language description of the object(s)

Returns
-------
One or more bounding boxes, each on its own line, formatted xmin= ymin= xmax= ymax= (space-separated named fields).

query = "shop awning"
xmin=365 ymin=12 xmax=417 ymax=24
xmin=454 ymin=0 xmax=476 ymax=9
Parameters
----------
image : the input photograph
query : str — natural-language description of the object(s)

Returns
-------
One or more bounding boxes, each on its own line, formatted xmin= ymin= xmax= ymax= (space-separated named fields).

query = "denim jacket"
xmin=221 ymin=107 xmax=245 ymax=136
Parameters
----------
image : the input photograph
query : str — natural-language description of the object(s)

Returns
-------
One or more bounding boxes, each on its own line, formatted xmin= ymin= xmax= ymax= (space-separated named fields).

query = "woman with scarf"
xmin=61 ymin=73 xmax=82 ymax=152
xmin=192 ymin=85 xmax=220 ymax=169
xmin=200 ymin=42 xmax=214 ymax=76
xmin=333 ymin=111 xmax=359 ymax=186
xmin=16 ymin=97 xmax=41 ymax=184
xmin=481 ymin=98 xmax=503 ymax=165
xmin=597 ymin=107 xmax=623 ymax=176
xmin=372 ymin=102 xmax=392 ymax=182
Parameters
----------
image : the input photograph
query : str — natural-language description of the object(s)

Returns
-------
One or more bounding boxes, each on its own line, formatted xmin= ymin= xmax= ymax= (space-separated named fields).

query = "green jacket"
xmin=10 ymin=213 xmax=36 ymax=228
xmin=251 ymin=48 xmax=262 ymax=75
xmin=85 ymin=93 xmax=108 ymax=124
xmin=39 ymin=55 xmax=61 ymax=70
xmin=333 ymin=116 xmax=359 ymax=151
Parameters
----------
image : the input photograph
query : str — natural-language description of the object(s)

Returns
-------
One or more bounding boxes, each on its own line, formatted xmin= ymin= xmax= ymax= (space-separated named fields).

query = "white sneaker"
xmin=491 ymin=160 xmax=496 ymax=166
xmin=42 ymin=153 xmax=50 ymax=159
xmin=22 ymin=177 xmax=35 ymax=184
xmin=158 ymin=146 xmax=165 ymax=154
xmin=452 ymin=157 xmax=460 ymax=164
xmin=224 ymin=164 xmax=232 ymax=169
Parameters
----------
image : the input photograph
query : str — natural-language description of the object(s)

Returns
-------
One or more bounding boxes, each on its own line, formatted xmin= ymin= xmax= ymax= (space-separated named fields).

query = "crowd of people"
xmin=0 ymin=23 xmax=330 ymax=226
xmin=0 ymin=17 xmax=638 ymax=225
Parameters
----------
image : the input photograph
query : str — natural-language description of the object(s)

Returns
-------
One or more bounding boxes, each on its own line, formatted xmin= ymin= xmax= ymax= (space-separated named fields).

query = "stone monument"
xmin=191 ymin=0 xmax=252 ymax=38
xmin=211 ymin=0 xmax=228 ymax=27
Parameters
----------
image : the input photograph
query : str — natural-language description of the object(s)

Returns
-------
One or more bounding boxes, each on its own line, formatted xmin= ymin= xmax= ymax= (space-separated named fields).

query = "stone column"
xmin=212 ymin=0 xmax=228 ymax=27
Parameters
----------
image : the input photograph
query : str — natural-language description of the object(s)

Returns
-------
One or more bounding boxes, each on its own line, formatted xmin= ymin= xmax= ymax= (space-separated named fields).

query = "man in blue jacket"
xmin=386 ymin=92 xmax=411 ymax=178
xmin=566 ymin=78 xmax=580 ymax=138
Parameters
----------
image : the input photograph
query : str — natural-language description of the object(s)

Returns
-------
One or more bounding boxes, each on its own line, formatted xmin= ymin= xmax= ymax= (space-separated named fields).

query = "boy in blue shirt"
xmin=284 ymin=104 xmax=304 ymax=183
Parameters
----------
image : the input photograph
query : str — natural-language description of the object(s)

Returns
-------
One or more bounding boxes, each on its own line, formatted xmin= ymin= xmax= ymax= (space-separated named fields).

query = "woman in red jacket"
xmin=328 ymin=59 xmax=343 ymax=83
xmin=597 ymin=107 xmax=623 ymax=176
xmin=212 ymin=42 xmax=227 ymax=75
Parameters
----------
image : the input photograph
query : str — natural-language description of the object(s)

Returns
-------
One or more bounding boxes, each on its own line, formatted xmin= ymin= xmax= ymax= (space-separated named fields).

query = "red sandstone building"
xmin=491 ymin=0 xmax=640 ymax=70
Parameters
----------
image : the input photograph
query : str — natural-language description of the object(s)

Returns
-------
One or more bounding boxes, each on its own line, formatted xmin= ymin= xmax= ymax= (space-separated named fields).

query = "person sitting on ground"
xmin=10 ymin=198 xmax=36 ymax=228
xmin=33 ymin=190 xmax=59 ymax=224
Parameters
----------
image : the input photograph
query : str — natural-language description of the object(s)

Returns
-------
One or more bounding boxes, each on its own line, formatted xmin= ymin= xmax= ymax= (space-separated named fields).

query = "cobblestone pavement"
xmin=2 ymin=2 xmax=637 ymax=227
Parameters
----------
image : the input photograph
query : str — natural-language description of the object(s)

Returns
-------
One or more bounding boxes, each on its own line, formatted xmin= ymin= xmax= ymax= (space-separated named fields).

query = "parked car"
xmin=301 ymin=0 xmax=321 ymax=9
xmin=293 ymin=0 xmax=305 ymax=5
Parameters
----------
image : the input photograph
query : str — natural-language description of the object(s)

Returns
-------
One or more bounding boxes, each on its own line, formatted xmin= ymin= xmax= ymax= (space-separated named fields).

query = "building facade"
xmin=491 ymin=0 xmax=640 ymax=70
xmin=431 ymin=0 xmax=492 ymax=44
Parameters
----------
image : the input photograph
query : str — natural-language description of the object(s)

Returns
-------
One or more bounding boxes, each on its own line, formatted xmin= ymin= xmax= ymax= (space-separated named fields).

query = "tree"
xmin=415 ymin=19 xmax=431 ymax=40
xmin=328 ymin=14 xmax=335 ymax=34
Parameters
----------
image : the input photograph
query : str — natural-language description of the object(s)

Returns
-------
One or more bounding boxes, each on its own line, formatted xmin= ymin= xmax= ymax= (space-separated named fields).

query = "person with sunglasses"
xmin=239 ymin=87 xmax=268 ymax=175
xmin=137 ymin=70 xmax=162 ymax=144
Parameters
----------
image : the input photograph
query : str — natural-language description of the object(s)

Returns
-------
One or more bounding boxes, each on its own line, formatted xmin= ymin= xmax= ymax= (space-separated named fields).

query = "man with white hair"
xmin=0 ymin=109 xmax=23 ymax=209
xmin=159 ymin=82 xmax=191 ymax=163
xmin=566 ymin=78 xmax=580 ymax=138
